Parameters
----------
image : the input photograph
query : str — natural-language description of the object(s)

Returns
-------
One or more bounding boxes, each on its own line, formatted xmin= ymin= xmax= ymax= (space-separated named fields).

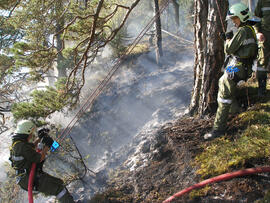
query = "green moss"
xmin=238 ymin=110 xmax=270 ymax=126
xmin=189 ymin=185 xmax=211 ymax=199
xmin=195 ymin=124 xmax=270 ymax=178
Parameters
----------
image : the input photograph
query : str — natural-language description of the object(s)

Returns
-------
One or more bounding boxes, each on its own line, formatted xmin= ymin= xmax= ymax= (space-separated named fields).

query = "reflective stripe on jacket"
xmin=10 ymin=139 xmax=41 ymax=171
xmin=225 ymin=25 xmax=257 ymax=59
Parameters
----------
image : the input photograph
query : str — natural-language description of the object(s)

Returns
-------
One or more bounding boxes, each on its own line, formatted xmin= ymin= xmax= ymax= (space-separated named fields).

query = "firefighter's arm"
xmin=22 ymin=144 xmax=43 ymax=163
xmin=225 ymin=28 xmax=246 ymax=55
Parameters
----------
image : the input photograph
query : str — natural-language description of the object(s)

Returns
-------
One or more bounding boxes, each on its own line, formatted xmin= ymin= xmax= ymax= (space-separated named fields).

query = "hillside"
xmin=2 ymin=37 xmax=270 ymax=203
xmin=89 ymin=74 xmax=270 ymax=202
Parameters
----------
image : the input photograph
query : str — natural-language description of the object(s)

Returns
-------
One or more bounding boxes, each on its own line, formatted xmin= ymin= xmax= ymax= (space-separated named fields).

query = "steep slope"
xmin=90 ymin=85 xmax=270 ymax=203
xmin=57 ymin=38 xmax=195 ymax=198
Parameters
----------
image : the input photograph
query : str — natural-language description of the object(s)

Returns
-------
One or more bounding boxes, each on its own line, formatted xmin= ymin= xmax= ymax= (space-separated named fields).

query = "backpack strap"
xmin=9 ymin=140 xmax=24 ymax=167
xmin=246 ymin=25 xmax=257 ymax=40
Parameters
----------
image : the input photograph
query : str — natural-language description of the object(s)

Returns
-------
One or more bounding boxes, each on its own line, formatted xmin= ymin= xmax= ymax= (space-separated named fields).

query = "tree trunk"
xmin=154 ymin=0 xmax=163 ymax=65
xmin=171 ymin=0 xmax=180 ymax=29
xmin=55 ymin=1 xmax=66 ymax=78
xmin=248 ymin=0 xmax=256 ymax=12
xmin=189 ymin=0 xmax=228 ymax=116
xmin=85 ymin=0 xmax=88 ymax=8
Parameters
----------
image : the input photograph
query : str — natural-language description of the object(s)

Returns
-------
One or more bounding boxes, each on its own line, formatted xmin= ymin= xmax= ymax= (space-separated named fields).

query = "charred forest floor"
xmin=89 ymin=37 xmax=270 ymax=203
xmin=90 ymin=77 xmax=270 ymax=203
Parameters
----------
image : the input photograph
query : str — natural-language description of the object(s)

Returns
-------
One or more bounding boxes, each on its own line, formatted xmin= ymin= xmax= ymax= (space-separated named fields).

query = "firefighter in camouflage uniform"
xmin=204 ymin=3 xmax=258 ymax=140
xmin=254 ymin=0 xmax=270 ymax=96
xmin=9 ymin=120 xmax=75 ymax=202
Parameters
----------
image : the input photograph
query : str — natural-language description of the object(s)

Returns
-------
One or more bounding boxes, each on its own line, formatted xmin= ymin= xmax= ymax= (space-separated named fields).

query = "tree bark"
xmin=154 ymin=0 xmax=163 ymax=65
xmin=189 ymin=0 xmax=228 ymax=116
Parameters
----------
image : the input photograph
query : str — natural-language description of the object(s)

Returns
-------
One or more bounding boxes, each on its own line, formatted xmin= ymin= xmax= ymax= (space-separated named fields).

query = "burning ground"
xmin=71 ymin=38 xmax=270 ymax=202
xmin=84 ymin=39 xmax=270 ymax=202
xmin=90 ymin=99 xmax=270 ymax=203
xmin=3 ymin=37 xmax=270 ymax=203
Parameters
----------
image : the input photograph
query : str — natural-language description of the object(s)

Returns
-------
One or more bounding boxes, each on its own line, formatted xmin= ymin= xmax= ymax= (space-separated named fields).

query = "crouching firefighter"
xmin=9 ymin=120 xmax=75 ymax=203
xmin=204 ymin=3 xmax=258 ymax=140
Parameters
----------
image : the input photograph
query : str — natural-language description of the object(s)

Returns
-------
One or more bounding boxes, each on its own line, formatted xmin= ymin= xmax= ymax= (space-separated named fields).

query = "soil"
xmin=90 ymin=115 xmax=270 ymax=203
xmin=88 ymin=38 xmax=270 ymax=203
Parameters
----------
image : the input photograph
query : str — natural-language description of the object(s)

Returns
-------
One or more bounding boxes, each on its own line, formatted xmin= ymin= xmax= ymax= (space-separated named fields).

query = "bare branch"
xmin=65 ymin=0 xmax=141 ymax=98
xmin=8 ymin=0 xmax=21 ymax=18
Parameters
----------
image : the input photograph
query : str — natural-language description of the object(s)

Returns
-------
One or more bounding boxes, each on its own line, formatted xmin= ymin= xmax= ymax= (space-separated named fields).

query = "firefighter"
xmin=254 ymin=0 xmax=270 ymax=96
xmin=9 ymin=120 xmax=75 ymax=202
xmin=204 ymin=3 xmax=258 ymax=140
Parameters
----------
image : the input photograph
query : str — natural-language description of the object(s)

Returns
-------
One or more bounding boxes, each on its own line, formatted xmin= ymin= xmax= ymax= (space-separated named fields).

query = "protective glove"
xmin=219 ymin=31 xmax=233 ymax=41
xmin=225 ymin=31 xmax=234 ymax=40
xmin=38 ymin=128 xmax=50 ymax=139
xmin=42 ymin=135 xmax=54 ymax=148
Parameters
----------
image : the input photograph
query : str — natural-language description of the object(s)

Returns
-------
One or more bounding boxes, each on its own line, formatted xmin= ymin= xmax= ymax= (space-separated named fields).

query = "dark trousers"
xmin=17 ymin=171 xmax=74 ymax=202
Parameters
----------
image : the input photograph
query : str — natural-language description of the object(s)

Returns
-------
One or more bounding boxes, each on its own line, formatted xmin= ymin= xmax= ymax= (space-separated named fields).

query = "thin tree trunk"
xmin=55 ymin=1 xmax=66 ymax=78
xmin=172 ymin=0 xmax=180 ymax=29
xmin=85 ymin=0 xmax=88 ymax=8
xmin=248 ymin=0 xmax=256 ymax=12
xmin=154 ymin=0 xmax=163 ymax=65
xmin=189 ymin=0 xmax=228 ymax=116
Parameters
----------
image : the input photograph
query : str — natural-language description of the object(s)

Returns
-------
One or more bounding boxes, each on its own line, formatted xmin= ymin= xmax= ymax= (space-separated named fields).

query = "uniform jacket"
xmin=10 ymin=136 xmax=41 ymax=172
xmin=225 ymin=25 xmax=257 ymax=59
xmin=255 ymin=0 xmax=270 ymax=31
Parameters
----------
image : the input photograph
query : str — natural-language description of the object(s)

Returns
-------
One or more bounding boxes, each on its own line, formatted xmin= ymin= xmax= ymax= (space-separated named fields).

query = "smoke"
xmin=68 ymin=46 xmax=194 ymax=174
xmin=51 ymin=0 xmax=195 ymax=197
xmin=0 ymin=0 xmax=195 ymax=200
xmin=0 ymin=128 xmax=12 ymax=182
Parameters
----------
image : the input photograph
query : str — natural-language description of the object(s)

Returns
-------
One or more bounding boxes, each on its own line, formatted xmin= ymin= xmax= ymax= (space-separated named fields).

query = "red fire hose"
xmin=163 ymin=166 xmax=270 ymax=203
xmin=28 ymin=148 xmax=42 ymax=203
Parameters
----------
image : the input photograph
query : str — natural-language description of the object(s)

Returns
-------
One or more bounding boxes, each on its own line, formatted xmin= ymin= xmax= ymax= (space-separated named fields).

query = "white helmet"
xmin=226 ymin=3 xmax=251 ymax=23
xmin=15 ymin=120 xmax=36 ymax=135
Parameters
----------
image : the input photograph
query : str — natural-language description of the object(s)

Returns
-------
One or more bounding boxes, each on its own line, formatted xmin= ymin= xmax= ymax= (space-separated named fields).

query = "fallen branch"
xmin=161 ymin=29 xmax=193 ymax=44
